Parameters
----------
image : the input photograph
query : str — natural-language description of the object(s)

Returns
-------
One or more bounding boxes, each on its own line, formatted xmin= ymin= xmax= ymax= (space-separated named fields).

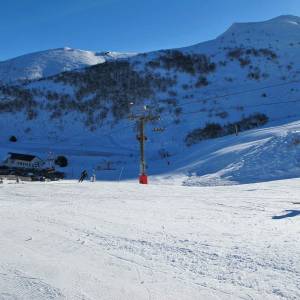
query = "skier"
xmin=79 ymin=170 xmax=88 ymax=183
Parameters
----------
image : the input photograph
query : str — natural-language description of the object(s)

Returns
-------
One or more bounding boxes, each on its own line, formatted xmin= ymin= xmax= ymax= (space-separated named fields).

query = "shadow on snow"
xmin=272 ymin=210 xmax=300 ymax=220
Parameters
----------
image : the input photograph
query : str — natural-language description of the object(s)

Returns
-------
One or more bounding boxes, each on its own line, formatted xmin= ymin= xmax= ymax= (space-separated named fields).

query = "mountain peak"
xmin=267 ymin=15 xmax=300 ymax=25
xmin=217 ymin=15 xmax=300 ymax=46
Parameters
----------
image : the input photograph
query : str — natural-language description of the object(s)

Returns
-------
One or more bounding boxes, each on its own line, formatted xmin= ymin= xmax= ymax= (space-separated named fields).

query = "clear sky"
xmin=0 ymin=0 xmax=300 ymax=61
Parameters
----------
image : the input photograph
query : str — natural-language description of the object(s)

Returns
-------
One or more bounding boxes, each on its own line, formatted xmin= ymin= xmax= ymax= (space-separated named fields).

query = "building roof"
xmin=8 ymin=152 xmax=38 ymax=162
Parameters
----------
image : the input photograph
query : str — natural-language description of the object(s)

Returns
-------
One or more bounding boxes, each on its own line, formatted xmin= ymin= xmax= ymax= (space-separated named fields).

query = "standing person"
xmin=90 ymin=169 xmax=96 ymax=182
xmin=79 ymin=170 xmax=88 ymax=183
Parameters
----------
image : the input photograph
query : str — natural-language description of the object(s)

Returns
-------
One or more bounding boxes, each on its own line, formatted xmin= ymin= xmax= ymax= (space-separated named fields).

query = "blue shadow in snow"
xmin=272 ymin=210 xmax=300 ymax=220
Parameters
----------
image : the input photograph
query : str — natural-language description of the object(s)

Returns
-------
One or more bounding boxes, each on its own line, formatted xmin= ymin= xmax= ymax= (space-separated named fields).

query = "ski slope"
xmin=1 ymin=118 xmax=300 ymax=186
xmin=0 ymin=14 xmax=300 ymax=300
xmin=0 ymin=179 xmax=299 ymax=299
xmin=151 ymin=119 xmax=300 ymax=186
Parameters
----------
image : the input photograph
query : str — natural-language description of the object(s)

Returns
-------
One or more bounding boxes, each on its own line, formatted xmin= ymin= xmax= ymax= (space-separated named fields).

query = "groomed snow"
xmin=0 ymin=179 xmax=299 ymax=299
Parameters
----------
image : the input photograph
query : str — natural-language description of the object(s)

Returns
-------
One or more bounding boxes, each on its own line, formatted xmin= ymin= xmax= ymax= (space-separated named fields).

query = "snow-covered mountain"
xmin=0 ymin=47 xmax=137 ymax=83
xmin=1 ymin=15 xmax=300 ymax=184
xmin=218 ymin=15 xmax=300 ymax=45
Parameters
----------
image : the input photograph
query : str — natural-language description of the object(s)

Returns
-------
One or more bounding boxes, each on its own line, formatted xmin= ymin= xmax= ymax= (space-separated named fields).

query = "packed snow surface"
xmin=0 ymin=179 xmax=299 ymax=299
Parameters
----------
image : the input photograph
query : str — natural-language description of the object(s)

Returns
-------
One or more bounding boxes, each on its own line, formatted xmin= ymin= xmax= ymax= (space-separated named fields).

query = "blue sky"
xmin=0 ymin=0 xmax=300 ymax=60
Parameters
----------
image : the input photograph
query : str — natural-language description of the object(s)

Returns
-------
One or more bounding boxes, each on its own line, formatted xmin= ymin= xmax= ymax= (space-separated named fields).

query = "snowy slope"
xmin=1 ymin=118 xmax=300 ymax=186
xmin=0 ymin=179 xmax=299 ymax=299
xmin=184 ymin=15 xmax=300 ymax=53
xmin=0 ymin=47 xmax=136 ymax=83
xmin=151 ymin=119 xmax=300 ymax=186
xmin=218 ymin=15 xmax=300 ymax=46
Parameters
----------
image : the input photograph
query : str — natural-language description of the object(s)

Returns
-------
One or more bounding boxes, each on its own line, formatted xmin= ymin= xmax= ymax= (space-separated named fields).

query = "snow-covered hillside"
xmin=1 ymin=116 xmax=300 ymax=186
xmin=1 ymin=15 xmax=300 ymax=184
xmin=152 ymin=119 xmax=300 ymax=186
xmin=217 ymin=15 xmax=300 ymax=47
xmin=0 ymin=179 xmax=299 ymax=299
xmin=0 ymin=47 xmax=136 ymax=83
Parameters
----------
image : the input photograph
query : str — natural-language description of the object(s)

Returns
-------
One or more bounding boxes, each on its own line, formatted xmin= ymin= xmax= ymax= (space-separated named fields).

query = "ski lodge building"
xmin=3 ymin=153 xmax=45 ymax=170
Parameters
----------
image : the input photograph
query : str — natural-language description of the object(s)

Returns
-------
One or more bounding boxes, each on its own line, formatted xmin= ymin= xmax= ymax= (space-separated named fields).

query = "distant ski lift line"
xmin=15 ymin=78 xmax=300 ymax=140
xmin=22 ymin=80 xmax=300 ymax=140
xmin=88 ymin=78 xmax=300 ymax=136
xmin=182 ymin=97 xmax=300 ymax=116
xmin=175 ymin=78 xmax=300 ymax=108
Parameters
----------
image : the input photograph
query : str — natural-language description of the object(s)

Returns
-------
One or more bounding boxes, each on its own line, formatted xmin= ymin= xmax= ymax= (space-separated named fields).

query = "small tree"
xmin=185 ymin=123 xmax=223 ymax=146
xmin=55 ymin=156 xmax=68 ymax=167
xmin=9 ymin=135 xmax=17 ymax=142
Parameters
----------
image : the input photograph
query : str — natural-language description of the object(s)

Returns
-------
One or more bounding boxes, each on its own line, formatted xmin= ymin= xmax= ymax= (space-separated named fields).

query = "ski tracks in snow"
xmin=0 ymin=267 xmax=64 ymax=300
xmin=0 ymin=180 xmax=299 ymax=299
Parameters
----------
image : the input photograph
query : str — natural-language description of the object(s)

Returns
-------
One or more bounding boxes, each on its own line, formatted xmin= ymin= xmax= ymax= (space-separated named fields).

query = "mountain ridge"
xmin=1 ymin=15 xmax=300 ymax=184
xmin=0 ymin=47 xmax=137 ymax=83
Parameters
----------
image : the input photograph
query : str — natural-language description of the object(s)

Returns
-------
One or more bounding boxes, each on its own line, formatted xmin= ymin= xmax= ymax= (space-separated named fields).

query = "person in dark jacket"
xmin=79 ymin=170 xmax=88 ymax=183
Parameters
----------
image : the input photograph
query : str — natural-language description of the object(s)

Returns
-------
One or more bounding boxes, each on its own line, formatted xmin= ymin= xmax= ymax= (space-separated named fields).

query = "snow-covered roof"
xmin=8 ymin=153 xmax=40 ymax=162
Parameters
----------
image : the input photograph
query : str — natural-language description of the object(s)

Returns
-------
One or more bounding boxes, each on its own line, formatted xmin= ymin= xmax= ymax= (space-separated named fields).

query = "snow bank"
xmin=154 ymin=121 xmax=300 ymax=186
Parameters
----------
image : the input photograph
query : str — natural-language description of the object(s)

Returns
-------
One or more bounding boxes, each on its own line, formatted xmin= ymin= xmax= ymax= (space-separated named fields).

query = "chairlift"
xmin=153 ymin=127 xmax=165 ymax=132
